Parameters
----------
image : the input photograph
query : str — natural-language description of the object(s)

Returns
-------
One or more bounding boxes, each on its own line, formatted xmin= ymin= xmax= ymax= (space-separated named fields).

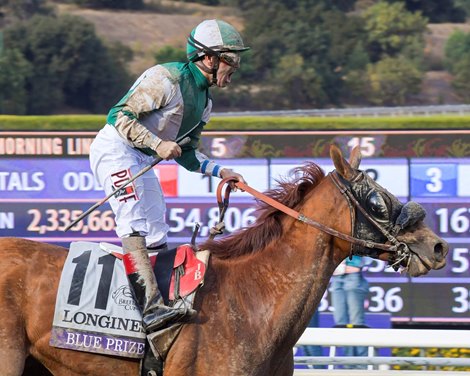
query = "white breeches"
xmin=89 ymin=125 xmax=168 ymax=247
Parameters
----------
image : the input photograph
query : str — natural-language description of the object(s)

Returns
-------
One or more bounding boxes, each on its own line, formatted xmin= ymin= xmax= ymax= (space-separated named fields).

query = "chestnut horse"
xmin=2 ymin=145 xmax=447 ymax=376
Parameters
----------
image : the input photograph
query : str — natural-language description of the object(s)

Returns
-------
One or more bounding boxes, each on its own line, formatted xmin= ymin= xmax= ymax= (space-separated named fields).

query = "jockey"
xmin=89 ymin=20 xmax=249 ymax=338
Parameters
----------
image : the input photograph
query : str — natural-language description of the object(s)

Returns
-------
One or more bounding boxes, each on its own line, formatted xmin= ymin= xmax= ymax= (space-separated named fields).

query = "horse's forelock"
xmin=202 ymin=163 xmax=325 ymax=259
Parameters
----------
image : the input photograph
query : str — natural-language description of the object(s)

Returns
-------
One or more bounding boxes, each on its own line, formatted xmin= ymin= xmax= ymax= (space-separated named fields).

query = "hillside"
xmin=56 ymin=1 xmax=244 ymax=74
xmin=56 ymin=1 xmax=470 ymax=105
xmin=421 ymin=23 xmax=470 ymax=104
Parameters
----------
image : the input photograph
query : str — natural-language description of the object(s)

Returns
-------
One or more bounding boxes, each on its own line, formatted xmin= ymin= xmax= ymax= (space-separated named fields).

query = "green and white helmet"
xmin=187 ymin=19 xmax=250 ymax=62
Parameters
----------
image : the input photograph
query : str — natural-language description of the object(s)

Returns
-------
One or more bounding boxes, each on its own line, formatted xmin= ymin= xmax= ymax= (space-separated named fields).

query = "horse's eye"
xmin=367 ymin=191 xmax=389 ymax=221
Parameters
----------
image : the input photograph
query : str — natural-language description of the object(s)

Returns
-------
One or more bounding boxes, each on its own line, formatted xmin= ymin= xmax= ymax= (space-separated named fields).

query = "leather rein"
xmin=212 ymin=174 xmax=412 ymax=267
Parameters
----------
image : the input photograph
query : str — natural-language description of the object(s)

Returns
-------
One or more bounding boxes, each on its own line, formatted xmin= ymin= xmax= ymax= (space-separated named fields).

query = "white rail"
xmin=294 ymin=328 xmax=470 ymax=371
xmin=297 ymin=328 xmax=470 ymax=348
xmin=295 ymin=356 xmax=470 ymax=367
xmin=214 ymin=104 xmax=470 ymax=118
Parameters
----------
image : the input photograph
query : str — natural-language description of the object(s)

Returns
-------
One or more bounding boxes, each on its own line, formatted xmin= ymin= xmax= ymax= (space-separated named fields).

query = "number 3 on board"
xmin=410 ymin=163 xmax=457 ymax=197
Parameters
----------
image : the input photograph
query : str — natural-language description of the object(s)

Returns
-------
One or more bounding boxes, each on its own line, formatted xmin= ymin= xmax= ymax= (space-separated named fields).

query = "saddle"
xmin=100 ymin=243 xmax=209 ymax=307
xmin=167 ymin=244 xmax=208 ymax=302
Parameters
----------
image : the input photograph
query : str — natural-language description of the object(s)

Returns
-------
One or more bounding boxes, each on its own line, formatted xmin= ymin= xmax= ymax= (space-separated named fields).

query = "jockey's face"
xmin=215 ymin=59 xmax=239 ymax=88
xmin=203 ymin=53 xmax=240 ymax=88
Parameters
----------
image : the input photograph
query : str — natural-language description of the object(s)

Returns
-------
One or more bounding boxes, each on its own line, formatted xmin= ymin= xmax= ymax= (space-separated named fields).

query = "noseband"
xmin=214 ymin=174 xmax=422 ymax=270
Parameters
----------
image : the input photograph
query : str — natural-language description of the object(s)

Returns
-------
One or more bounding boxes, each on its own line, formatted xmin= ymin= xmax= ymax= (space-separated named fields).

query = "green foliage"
xmin=210 ymin=0 xmax=431 ymax=109
xmin=71 ymin=0 xmax=144 ymax=10
xmin=154 ymin=45 xmax=186 ymax=64
xmin=2 ymin=114 xmax=470 ymax=131
xmin=0 ymin=48 xmax=32 ymax=114
xmin=86 ymin=42 xmax=132 ymax=113
xmin=387 ymin=0 xmax=467 ymax=23
xmin=328 ymin=16 xmax=370 ymax=71
xmin=0 ymin=114 xmax=106 ymax=130
xmin=341 ymin=69 xmax=368 ymax=104
xmin=392 ymin=347 xmax=470 ymax=371
xmin=106 ymin=40 xmax=134 ymax=68
xmin=272 ymin=53 xmax=328 ymax=107
xmin=443 ymin=30 xmax=470 ymax=101
xmin=238 ymin=0 xmax=298 ymax=77
xmin=451 ymin=56 xmax=470 ymax=101
xmin=233 ymin=0 xmax=369 ymax=108
xmin=2 ymin=14 xmax=131 ymax=114
xmin=330 ymin=0 xmax=357 ymax=12
xmin=210 ymin=85 xmax=254 ymax=111
xmin=363 ymin=1 xmax=427 ymax=62
xmin=178 ymin=0 xmax=221 ymax=4
xmin=444 ymin=30 xmax=470 ymax=73
xmin=455 ymin=0 xmax=470 ymax=18
xmin=0 ymin=0 xmax=51 ymax=27
xmin=365 ymin=56 xmax=423 ymax=105
xmin=235 ymin=49 xmax=257 ymax=80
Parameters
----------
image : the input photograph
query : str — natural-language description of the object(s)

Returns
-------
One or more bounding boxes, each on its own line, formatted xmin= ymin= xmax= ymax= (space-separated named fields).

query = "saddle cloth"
xmin=50 ymin=241 xmax=209 ymax=358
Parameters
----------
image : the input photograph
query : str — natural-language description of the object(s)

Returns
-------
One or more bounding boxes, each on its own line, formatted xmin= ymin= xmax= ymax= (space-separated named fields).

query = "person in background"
xmin=89 ymin=19 xmax=249 ymax=340
xmin=329 ymin=255 xmax=370 ymax=369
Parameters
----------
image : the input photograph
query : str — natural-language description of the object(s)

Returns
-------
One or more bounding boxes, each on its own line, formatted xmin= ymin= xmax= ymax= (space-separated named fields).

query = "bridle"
xmin=329 ymin=172 xmax=413 ymax=269
xmin=213 ymin=173 xmax=420 ymax=270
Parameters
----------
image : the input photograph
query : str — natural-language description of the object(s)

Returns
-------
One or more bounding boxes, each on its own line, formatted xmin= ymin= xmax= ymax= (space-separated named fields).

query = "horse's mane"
xmin=200 ymin=162 xmax=325 ymax=259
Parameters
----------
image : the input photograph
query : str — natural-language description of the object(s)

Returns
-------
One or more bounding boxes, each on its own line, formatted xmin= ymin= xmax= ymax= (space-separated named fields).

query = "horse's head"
xmin=330 ymin=144 xmax=448 ymax=277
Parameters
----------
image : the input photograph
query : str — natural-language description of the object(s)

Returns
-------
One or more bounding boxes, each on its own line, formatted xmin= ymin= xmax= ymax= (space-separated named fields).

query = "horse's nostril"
xmin=434 ymin=242 xmax=449 ymax=261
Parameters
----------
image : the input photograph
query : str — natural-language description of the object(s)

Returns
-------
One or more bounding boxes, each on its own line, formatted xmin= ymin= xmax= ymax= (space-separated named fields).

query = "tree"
xmin=3 ymin=14 xmax=132 ymax=114
xmin=154 ymin=46 xmax=186 ymax=64
xmin=451 ymin=56 xmax=470 ymax=101
xmin=387 ymin=0 xmax=466 ymax=23
xmin=444 ymin=30 xmax=470 ymax=101
xmin=227 ymin=0 xmax=368 ymax=108
xmin=444 ymin=30 xmax=470 ymax=74
xmin=455 ymin=0 xmax=470 ymax=18
xmin=273 ymin=53 xmax=328 ymax=107
xmin=0 ymin=0 xmax=51 ymax=27
xmin=0 ymin=48 xmax=31 ymax=114
xmin=365 ymin=56 xmax=423 ymax=105
xmin=363 ymin=1 xmax=427 ymax=62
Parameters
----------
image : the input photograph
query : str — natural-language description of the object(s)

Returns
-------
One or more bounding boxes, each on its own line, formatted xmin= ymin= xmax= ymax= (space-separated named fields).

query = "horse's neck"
xmin=234 ymin=179 xmax=351 ymax=340
xmin=207 ymin=183 xmax=349 ymax=354
xmin=204 ymin=237 xmax=334 ymax=365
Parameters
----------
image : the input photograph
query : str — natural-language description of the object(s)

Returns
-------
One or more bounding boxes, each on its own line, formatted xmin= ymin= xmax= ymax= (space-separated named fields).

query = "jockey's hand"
xmin=220 ymin=168 xmax=246 ymax=192
xmin=155 ymin=140 xmax=182 ymax=160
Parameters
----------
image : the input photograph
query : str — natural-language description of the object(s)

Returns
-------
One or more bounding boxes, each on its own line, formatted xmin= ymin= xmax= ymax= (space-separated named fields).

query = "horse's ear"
xmin=349 ymin=146 xmax=362 ymax=169
xmin=330 ymin=144 xmax=356 ymax=180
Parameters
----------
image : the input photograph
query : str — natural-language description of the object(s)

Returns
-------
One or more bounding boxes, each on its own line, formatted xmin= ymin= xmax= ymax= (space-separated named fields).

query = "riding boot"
xmin=121 ymin=235 xmax=196 ymax=333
